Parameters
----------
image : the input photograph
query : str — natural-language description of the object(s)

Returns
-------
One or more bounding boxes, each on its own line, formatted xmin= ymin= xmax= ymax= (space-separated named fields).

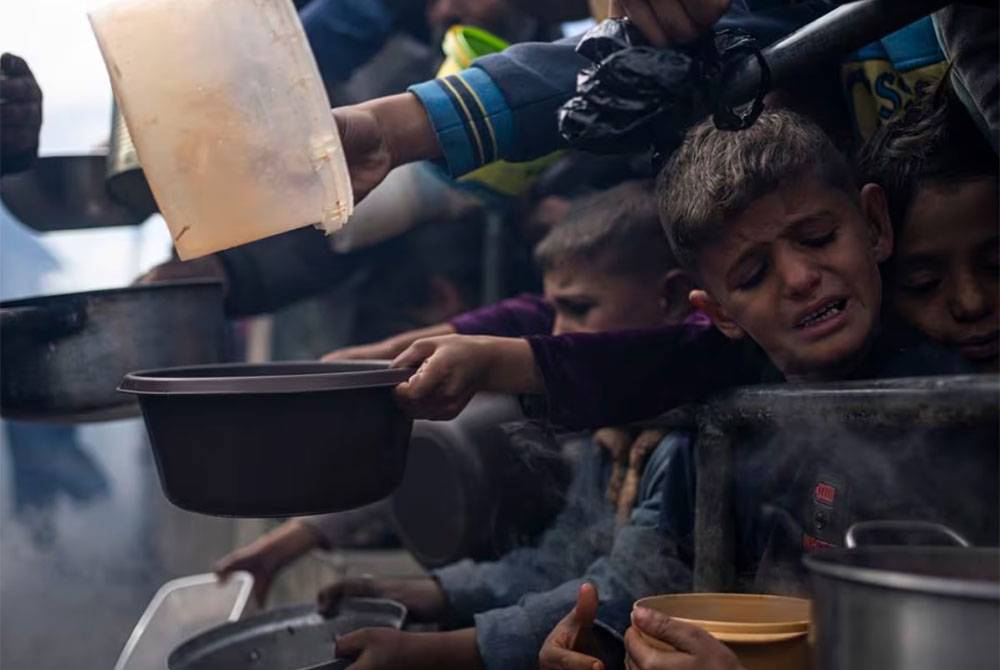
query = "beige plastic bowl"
xmin=632 ymin=593 xmax=812 ymax=670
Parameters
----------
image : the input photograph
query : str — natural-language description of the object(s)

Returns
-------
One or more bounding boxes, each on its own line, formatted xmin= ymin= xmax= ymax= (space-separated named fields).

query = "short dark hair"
xmin=857 ymin=81 xmax=998 ymax=230
xmin=657 ymin=110 xmax=857 ymax=274
xmin=533 ymin=179 xmax=678 ymax=276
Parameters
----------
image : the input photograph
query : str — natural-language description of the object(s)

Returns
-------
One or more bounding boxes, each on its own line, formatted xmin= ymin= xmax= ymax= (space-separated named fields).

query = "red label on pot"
xmin=814 ymin=482 xmax=837 ymax=505
xmin=803 ymin=533 xmax=834 ymax=550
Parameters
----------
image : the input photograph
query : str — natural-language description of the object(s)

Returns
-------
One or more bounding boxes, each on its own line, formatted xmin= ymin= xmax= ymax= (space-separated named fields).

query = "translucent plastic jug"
xmin=90 ymin=0 xmax=353 ymax=259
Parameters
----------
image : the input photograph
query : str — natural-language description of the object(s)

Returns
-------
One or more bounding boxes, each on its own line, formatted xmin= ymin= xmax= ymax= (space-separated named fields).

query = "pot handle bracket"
xmin=0 ymin=300 xmax=88 ymax=342
xmin=846 ymin=520 xmax=972 ymax=549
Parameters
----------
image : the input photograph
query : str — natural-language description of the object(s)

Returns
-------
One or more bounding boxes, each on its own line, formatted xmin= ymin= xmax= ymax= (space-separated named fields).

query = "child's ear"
xmin=658 ymin=269 xmax=695 ymax=320
xmin=689 ymin=289 xmax=746 ymax=340
xmin=860 ymin=183 xmax=894 ymax=263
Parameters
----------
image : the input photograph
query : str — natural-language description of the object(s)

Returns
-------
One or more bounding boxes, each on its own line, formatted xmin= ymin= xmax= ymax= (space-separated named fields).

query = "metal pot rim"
xmin=0 ymin=279 xmax=224 ymax=308
xmin=804 ymin=548 xmax=1000 ymax=600
xmin=119 ymin=361 xmax=413 ymax=395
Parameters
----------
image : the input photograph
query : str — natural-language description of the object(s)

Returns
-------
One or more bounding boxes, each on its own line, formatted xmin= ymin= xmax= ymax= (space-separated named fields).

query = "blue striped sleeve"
xmin=409 ymin=68 xmax=514 ymax=177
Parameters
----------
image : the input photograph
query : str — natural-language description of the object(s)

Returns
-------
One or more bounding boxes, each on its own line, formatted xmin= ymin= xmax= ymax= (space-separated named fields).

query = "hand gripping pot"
xmin=119 ymin=362 xmax=413 ymax=517
xmin=89 ymin=0 xmax=353 ymax=259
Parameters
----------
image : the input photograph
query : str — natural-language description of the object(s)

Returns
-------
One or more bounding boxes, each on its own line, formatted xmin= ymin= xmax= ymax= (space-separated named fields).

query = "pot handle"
xmin=845 ymin=520 xmax=971 ymax=549
xmin=0 ymin=301 xmax=87 ymax=342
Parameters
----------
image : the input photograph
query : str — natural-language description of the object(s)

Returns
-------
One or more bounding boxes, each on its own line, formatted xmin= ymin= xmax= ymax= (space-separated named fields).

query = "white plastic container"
xmin=114 ymin=571 xmax=254 ymax=670
xmin=89 ymin=0 xmax=353 ymax=259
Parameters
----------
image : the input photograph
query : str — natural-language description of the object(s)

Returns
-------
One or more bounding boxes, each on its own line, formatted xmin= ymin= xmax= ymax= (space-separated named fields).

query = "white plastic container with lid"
xmin=114 ymin=571 xmax=254 ymax=670
xmin=89 ymin=0 xmax=353 ymax=259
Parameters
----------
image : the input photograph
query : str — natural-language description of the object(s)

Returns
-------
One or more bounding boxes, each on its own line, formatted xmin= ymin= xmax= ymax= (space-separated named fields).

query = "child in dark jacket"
xmin=537 ymin=106 xmax=985 ymax=670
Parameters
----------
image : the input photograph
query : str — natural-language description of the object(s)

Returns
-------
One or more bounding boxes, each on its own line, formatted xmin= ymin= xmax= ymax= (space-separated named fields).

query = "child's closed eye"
xmin=900 ymin=271 xmax=942 ymax=294
xmin=800 ymin=230 xmax=837 ymax=248
xmin=555 ymin=299 xmax=595 ymax=318
xmin=736 ymin=261 xmax=768 ymax=290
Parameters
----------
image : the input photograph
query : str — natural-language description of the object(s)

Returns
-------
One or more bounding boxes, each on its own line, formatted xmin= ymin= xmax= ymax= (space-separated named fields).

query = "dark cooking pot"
xmin=1 ymin=281 xmax=225 ymax=423
xmin=118 ymin=361 xmax=413 ymax=517
xmin=0 ymin=154 xmax=153 ymax=231
xmin=168 ymin=599 xmax=406 ymax=670
xmin=805 ymin=521 xmax=1000 ymax=670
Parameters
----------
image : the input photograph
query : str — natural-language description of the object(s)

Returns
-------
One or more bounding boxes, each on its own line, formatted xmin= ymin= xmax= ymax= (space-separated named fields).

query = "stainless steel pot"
xmin=1 ymin=281 xmax=225 ymax=422
xmin=805 ymin=521 xmax=1000 ymax=670
xmin=105 ymin=103 xmax=158 ymax=218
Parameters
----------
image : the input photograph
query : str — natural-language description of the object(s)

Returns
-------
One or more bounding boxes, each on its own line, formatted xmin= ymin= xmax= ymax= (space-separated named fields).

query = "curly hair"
xmin=657 ymin=110 xmax=857 ymax=274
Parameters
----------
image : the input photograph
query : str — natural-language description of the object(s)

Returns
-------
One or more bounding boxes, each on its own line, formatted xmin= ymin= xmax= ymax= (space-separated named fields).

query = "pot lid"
xmin=804 ymin=546 xmax=1000 ymax=600
xmin=119 ymin=361 xmax=413 ymax=395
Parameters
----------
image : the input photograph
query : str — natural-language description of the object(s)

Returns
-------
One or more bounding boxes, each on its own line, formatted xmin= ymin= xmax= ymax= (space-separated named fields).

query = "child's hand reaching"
xmin=392 ymin=335 xmax=542 ymax=420
xmin=539 ymin=582 xmax=604 ymax=670
xmin=624 ymin=606 xmax=745 ymax=670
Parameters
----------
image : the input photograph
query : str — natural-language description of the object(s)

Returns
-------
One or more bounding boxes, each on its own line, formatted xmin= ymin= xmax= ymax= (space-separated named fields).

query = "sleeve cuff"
xmin=432 ymin=559 xmax=484 ymax=621
xmin=408 ymin=68 xmax=514 ymax=177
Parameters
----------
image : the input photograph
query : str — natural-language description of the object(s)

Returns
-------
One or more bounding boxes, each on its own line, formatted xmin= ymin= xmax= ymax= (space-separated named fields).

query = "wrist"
xmin=481 ymin=337 xmax=543 ymax=393
xmin=363 ymin=92 xmax=441 ymax=169
xmin=282 ymin=519 xmax=325 ymax=554
xmin=411 ymin=629 xmax=483 ymax=669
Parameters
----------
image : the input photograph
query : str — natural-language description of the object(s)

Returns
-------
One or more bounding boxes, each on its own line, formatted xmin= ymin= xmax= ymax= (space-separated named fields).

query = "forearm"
xmin=485 ymin=337 xmax=544 ymax=394
xmin=411 ymin=629 xmax=484 ymax=670
xmin=450 ymin=294 xmax=555 ymax=337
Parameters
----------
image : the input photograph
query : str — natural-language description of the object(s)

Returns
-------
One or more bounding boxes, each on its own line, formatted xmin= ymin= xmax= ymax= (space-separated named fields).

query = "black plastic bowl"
xmin=119 ymin=361 xmax=413 ymax=517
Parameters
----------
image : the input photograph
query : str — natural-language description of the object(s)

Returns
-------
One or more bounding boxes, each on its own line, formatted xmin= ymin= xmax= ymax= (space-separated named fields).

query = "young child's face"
xmin=890 ymin=179 xmax=999 ymax=371
xmin=691 ymin=176 xmax=892 ymax=380
xmin=543 ymin=259 xmax=675 ymax=335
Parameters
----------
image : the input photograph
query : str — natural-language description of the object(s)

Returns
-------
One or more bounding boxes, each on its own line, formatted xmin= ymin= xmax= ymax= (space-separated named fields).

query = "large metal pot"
xmin=0 ymin=281 xmax=225 ymax=423
xmin=804 ymin=521 xmax=1000 ymax=670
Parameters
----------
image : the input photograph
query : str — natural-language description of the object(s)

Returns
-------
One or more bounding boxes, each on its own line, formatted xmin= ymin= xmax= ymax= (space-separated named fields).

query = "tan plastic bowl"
xmin=632 ymin=593 xmax=812 ymax=670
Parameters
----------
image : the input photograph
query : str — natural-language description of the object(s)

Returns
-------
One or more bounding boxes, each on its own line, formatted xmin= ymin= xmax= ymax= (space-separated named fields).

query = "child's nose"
xmin=948 ymin=268 xmax=992 ymax=322
xmin=778 ymin=252 xmax=821 ymax=298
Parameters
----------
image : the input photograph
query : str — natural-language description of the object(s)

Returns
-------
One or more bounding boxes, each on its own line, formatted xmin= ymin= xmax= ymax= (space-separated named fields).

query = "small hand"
xmin=337 ymin=628 xmax=413 ymax=670
xmin=318 ymin=577 xmax=446 ymax=622
xmin=1 ymin=53 xmax=43 ymax=175
xmin=332 ymin=105 xmax=394 ymax=204
xmin=322 ymin=324 xmax=457 ymax=363
xmin=624 ymin=606 xmax=745 ymax=670
xmin=539 ymin=582 xmax=604 ymax=670
xmin=608 ymin=0 xmax=730 ymax=47
xmin=391 ymin=335 xmax=495 ymax=420
xmin=214 ymin=520 xmax=321 ymax=606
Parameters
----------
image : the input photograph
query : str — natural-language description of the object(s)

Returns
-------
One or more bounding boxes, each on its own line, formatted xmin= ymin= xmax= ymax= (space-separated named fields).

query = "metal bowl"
xmin=168 ymin=599 xmax=407 ymax=670
xmin=119 ymin=361 xmax=413 ymax=517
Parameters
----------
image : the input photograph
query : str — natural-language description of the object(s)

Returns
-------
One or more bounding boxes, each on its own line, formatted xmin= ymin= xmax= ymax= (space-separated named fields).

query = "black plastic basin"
xmin=119 ymin=361 xmax=413 ymax=517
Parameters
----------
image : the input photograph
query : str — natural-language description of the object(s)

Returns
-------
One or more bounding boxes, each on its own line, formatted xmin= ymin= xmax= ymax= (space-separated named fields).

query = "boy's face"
xmin=543 ymin=259 xmax=679 ymax=335
xmin=890 ymin=179 xmax=999 ymax=372
xmin=691 ymin=176 xmax=892 ymax=380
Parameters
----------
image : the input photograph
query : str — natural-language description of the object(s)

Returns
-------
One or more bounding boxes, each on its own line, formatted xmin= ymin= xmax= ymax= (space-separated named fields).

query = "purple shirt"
xmin=526 ymin=317 xmax=765 ymax=430
xmin=450 ymin=293 xmax=555 ymax=337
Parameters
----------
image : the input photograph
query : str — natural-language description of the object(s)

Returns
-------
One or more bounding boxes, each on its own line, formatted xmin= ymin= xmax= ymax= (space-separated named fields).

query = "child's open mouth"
xmin=795 ymin=298 xmax=848 ymax=335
